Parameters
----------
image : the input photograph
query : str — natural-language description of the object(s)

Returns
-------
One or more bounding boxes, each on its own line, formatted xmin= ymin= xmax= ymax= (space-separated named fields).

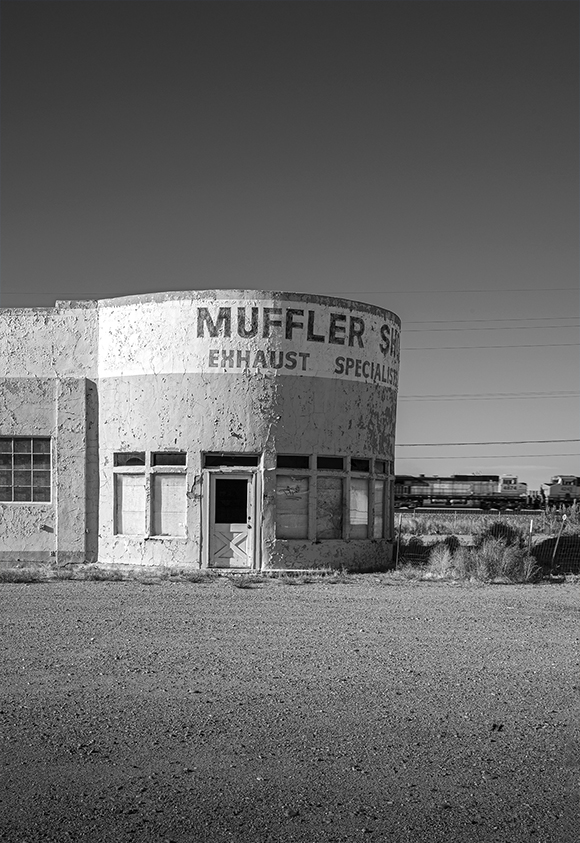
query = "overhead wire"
xmin=396 ymin=453 xmax=580 ymax=460
xmin=396 ymin=438 xmax=580 ymax=446
xmin=402 ymin=342 xmax=578 ymax=349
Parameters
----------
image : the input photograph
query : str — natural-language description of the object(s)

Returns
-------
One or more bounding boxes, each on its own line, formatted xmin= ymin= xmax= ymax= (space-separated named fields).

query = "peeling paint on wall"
xmin=0 ymin=291 xmax=400 ymax=570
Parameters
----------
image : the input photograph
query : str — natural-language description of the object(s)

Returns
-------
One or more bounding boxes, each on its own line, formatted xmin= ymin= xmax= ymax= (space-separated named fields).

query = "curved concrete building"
xmin=0 ymin=291 xmax=400 ymax=570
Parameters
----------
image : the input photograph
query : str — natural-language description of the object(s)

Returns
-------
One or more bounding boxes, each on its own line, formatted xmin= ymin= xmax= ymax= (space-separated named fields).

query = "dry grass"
xmin=397 ymin=504 xmax=580 ymax=539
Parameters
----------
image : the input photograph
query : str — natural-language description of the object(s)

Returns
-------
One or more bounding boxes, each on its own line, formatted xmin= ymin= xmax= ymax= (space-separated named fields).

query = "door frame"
xmin=201 ymin=467 xmax=261 ymax=569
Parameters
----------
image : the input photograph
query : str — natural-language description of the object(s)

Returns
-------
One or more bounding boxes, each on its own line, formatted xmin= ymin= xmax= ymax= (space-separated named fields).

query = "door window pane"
xmin=114 ymin=474 xmax=145 ymax=535
xmin=316 ymin=477 xmax=343 ymax=539
xmin=214 ymin=479 xmax=248 ymax=523
xmin=276 ymin=476 xmax=309 ymax=539
xmin=152 ymin=474 xmax=186 ymax=536
xmin=350 ymin=478 xmax=369 ymax=539
xmin=373 ymin=480 xmax=385 ymax=538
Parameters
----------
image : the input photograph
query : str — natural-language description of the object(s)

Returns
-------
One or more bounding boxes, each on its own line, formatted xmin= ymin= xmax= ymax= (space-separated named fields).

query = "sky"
xmin=1 ymin=0 xmax=578 ymax=493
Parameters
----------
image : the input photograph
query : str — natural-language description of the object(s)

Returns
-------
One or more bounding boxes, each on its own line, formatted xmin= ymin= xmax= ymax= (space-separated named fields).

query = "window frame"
xmin=0 ymin=437 xmax=52 ymax=504
xmin=274 ymin=454 xmax=393 ymax=541
xmin=113 ymin=451 xmax=188 ymax=539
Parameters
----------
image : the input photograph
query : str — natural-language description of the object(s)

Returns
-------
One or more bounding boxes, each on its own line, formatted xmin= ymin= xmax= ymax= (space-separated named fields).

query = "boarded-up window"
xmin=373 ymin=480 xmax=385 ymax=538
xmin=152 ymin=474 xmax=186 ymax=536
xmin=350 ymin=478 xmax=369 ymax=539
xmin=115 ymin=474 xmax=146 ymax=535
xmin=316 ymin=477 xmax=343 ymax=539
xmin=276 ymin=476 xmax=309 ymax=539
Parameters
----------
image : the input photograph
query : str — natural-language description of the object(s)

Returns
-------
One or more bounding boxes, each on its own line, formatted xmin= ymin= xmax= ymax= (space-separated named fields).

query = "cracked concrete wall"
xmin=1 ymin=291 xmax=399 ymax=569
xmin=0 ymin=304 xmax=97 ymax=562
xmin=96 ymin=292 xmax=400 ymax=569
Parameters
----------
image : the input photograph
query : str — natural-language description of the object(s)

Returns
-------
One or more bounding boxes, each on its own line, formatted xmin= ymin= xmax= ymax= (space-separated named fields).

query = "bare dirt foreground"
xmin=0 ymin=577 xmax=578 ymax=843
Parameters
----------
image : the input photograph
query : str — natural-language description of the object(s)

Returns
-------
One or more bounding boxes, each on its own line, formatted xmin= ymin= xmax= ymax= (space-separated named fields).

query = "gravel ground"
xmin=0 ymin=577 xmax=578 ymax=843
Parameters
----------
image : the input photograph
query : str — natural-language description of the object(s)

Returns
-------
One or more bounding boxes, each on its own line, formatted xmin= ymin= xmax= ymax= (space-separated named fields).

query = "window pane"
xmin=33 ymin=471 xmax=51 ymax=488
xmin=33 ymin=454 xmax=50 ymax=470
xmin=316 ymin=477 xmax=343 ymax=539
xmin=152 ymin=474 xmax=186 ymax=536
xmin=350 ymin=478 xmax=369 ymax=539
xmin=214 ymin=479 xmax=248 ymax=523
xmin=316 ymin=456 xmax=344 ymax=470
xmin=0 ymin=439 xmax=12 ymax=453
xmin=114 ymin=452 xmax=146 ymax=467
xmin=33 ymin=488 xmax=51 ymax=502
xmin=373 ymin=480 xmax=385 ymax=538
xmin=0 ymin=470 xmax=12 ymax=485
xmin=14 ymin=471 xmax=32 ymax=486
xmin=276 ymin=455 xmax=310 ymax=469
xmin=14 ymin=488 xmax=32 ymax=502
xmin=152 ymin=452 xmax=186 ymax=466
xmin=14 ymin=454 xmax=31 ymax=469
xmin=114 ymin=474 xmax=146 ymax=535
xmin=375 ymin=460 xmax=387 ymax=475
xmin=204 ymin=454 xmax=260 ymax=467
xmin=351 ymin=458 xmax=370 ymax=472
xmin=276 ymin=476 xmax=309 ymax=539
xmin=32 ymin=439 xmax=51 ymax=454
xmin=0 ymin=454 xmax=12 ymax=468
xmin=14 ymin=439 xmax=31 ymax=453
xmin=0 ymin=487 xmax=12 ymax=501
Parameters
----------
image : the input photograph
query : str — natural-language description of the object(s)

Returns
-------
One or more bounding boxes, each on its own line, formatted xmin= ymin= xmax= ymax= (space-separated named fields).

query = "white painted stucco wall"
xmin=0 ymin=291 xmax=400 ymax=570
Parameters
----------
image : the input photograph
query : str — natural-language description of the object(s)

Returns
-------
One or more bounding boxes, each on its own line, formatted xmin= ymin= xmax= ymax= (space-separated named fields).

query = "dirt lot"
xmin=0 ymin=577 xmax=578 ymax=843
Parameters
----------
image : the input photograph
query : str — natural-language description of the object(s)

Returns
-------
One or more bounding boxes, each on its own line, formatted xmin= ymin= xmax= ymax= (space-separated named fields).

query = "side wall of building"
xmin=0 ymin=306 xmax=98 ymax=563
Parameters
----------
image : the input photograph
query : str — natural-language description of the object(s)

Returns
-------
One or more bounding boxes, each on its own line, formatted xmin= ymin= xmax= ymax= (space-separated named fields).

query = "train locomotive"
xmin=394 ymin=474 xmax=532 ymax=510
xmin=542 ymin=475 xmax=580 ymax=505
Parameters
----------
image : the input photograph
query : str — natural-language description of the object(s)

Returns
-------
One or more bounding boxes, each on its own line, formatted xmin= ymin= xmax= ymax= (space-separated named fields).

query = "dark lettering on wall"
xmin=197 ymin=307 xmax=232 ymax=338
xmin=307 ymin=311 xmax=325 ymax=342
xmin=285 ymin=309 xmax=304 ymax=340
xmin=263 ymin=308 xmax=283 ymax=338
xmin=329 ymin=313 xmax=346 ymax=345
xmin=348 ymin=316 xmax=365 ymax=348
xmin=237 ymin=307 xmax=259 ymax=338
xmin=379 ymin=324 xmax=390 ymax=355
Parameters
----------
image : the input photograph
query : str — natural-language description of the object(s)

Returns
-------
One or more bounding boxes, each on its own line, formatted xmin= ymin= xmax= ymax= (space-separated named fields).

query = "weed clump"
xmin=0 ymin=567 xmax=48 ymax=583
xmin=422 ymin=537 xmax=540 ymax=583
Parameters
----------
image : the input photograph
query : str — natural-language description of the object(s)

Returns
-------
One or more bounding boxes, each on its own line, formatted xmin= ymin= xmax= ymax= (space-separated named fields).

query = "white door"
xmin=208 ymin=473 xmax=254 ymax=568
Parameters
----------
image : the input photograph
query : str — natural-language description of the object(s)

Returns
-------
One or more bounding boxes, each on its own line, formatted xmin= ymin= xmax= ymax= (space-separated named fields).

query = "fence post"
xmin=528 ymin=518 xmax=533 ymax=555
xmin=550 ymin=515 xmax=567 ymax=574
xmin=396 ymin=511 xmax=402 ymax=570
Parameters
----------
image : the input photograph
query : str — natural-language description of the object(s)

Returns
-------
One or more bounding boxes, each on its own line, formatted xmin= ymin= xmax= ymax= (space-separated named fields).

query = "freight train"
xmin=394 ymin=474 xmax=536 ymax=510
xmin=542 ymin=475 xmax=580 ymax=504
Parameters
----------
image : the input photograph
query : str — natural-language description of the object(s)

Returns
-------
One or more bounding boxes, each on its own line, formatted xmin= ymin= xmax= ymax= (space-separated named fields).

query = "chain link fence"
xmin=394 ymin=508 xmax=580 ymax=574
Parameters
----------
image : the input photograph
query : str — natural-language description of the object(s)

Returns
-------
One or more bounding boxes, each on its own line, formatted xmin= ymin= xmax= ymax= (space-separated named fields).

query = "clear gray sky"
xmin=1 ymin=1 xmax=578 ymax=492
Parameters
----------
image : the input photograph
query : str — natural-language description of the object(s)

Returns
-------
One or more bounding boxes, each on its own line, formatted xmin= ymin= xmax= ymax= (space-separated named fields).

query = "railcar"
xmin=394 ymin=474 xmax=529 ymax=510
xmin=542 ymin=476 xmax=580 ymax=504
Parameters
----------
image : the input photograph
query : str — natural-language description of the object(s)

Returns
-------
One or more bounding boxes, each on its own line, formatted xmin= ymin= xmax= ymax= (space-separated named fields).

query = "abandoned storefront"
xmin=0 ymin=290 xmax=400 ymax=570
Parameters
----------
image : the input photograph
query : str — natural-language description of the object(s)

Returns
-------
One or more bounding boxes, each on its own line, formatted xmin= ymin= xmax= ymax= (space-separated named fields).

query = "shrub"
xmin=425 ymin=544 xmax=455 ymax=579
xmin=475 ymin=520 xmax=525 ymax=549
xmin=451 ymin=546 xmax=475 ymax=579
xmin=229 ymin=574 xmax=260 ymax=589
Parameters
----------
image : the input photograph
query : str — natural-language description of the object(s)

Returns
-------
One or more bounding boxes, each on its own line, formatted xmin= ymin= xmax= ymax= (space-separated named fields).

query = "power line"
xmin=404 ymin=316 xmax=579 ymax=324
xmin=396 ymin=453 xmax=580 ymax=460
xmin=405 ymin=324 xmax=579 ymax=332
xmin=346 ymin=288 xmax=578 ymax=294
xmin=403 ymin=342 xmax=579 ymax=350
xmin=396 ymin=438 xmax=580 ymax=447
xmin=400 ymin=391 xmax=579 ymax=398
xmin=399 ymin=393 xmax=579 ymax=402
